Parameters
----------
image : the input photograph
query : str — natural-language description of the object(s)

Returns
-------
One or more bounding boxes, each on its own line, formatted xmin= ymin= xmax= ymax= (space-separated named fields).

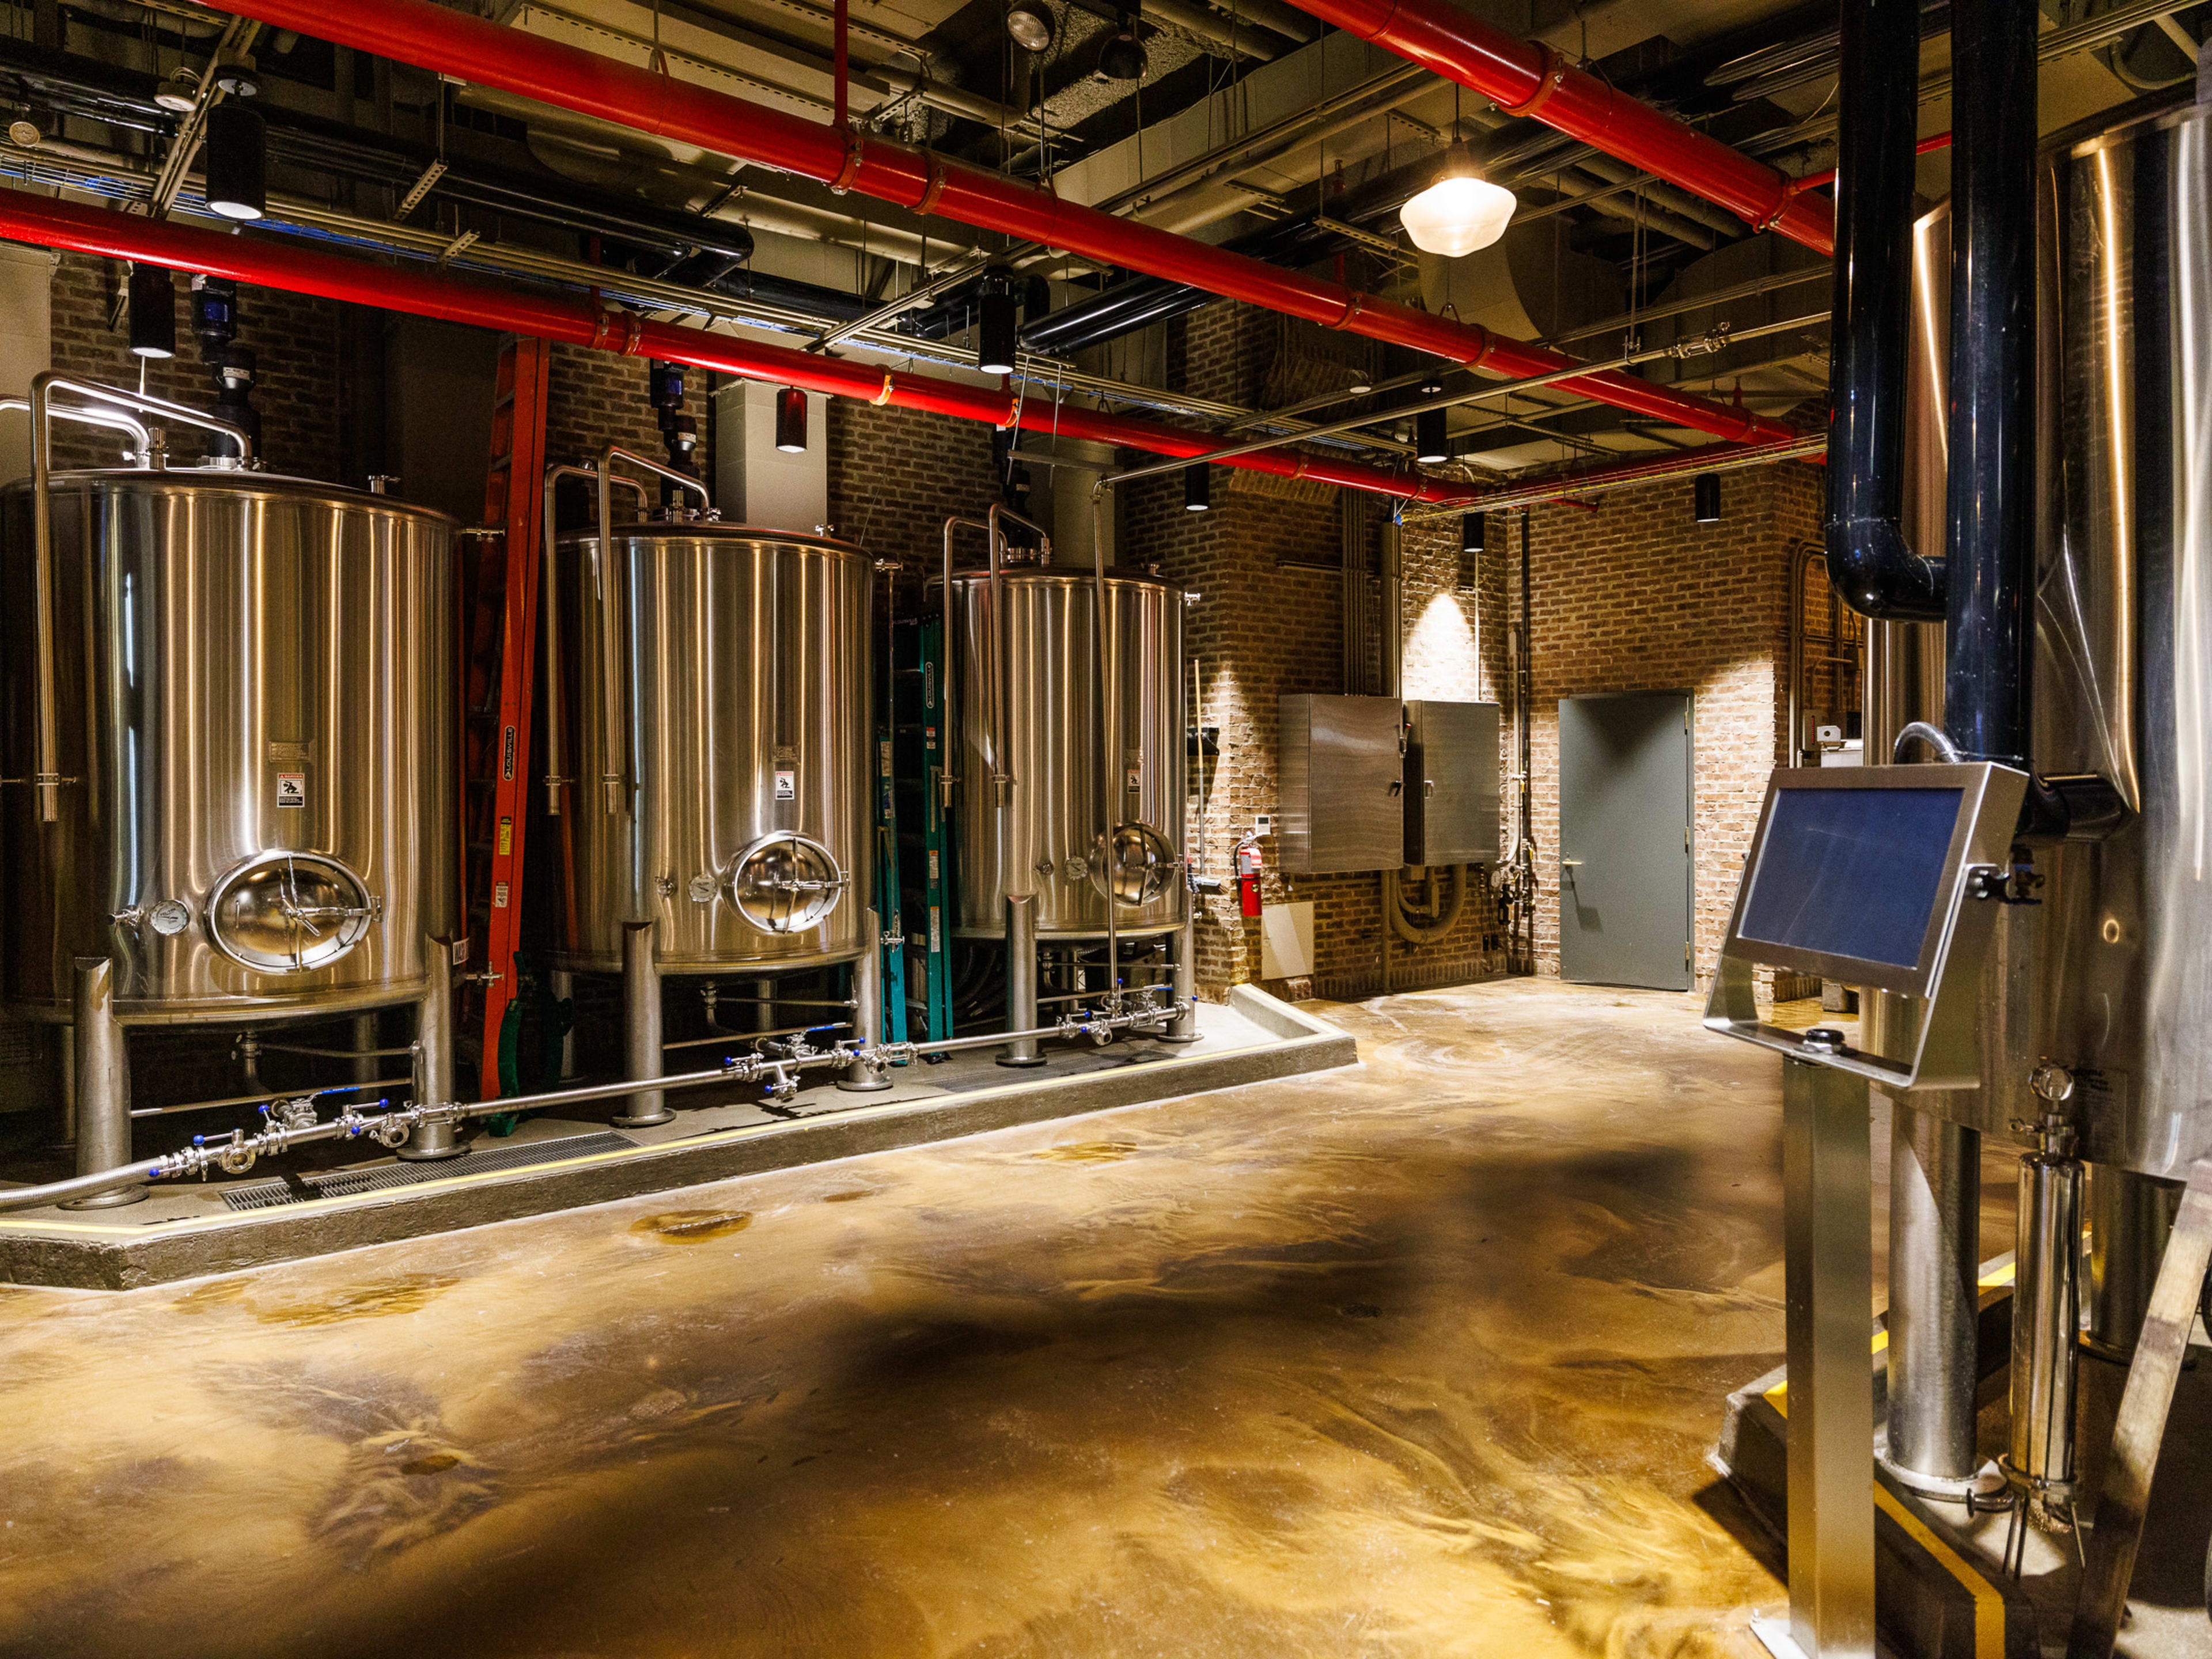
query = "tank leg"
xmin=61 ymin=958 xmax=143 ymax=1209
xmin=840 ymin=908 xmax=894 ymax=1093
xmin=1160 ymin=910 xmax=1200 ymax=1043
xmin=399 ymin=937 xmax=464 ymax=1161
xmin=2080 ymin=1164 xmax=2183 ymax=1363
xmin=616 ymin=919 xmax=673 ymax=1127
xmin=352 ymin=1010 xmax=380 ymax=1090
xmin=1881 ymin=1104 xmax=1982 ymax=1493
xmin=998 ymin=892 xmax=1046 ymax=1068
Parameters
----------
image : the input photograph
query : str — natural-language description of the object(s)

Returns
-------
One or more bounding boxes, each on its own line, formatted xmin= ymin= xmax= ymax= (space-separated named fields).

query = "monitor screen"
xmin=1737 ymin=786 xmax=1964 ymax=969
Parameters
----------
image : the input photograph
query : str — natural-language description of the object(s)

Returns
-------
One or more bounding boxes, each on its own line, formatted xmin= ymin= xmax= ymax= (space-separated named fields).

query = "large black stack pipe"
xmin=1821 ymin=0 xmax=1945 ymax=621
xmin=1941 ymin=0 xmax=2039 ymax=770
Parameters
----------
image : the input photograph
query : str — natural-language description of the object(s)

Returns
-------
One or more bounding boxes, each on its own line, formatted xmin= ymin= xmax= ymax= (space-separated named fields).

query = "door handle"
xmin=1559 ymin=858 xmax=1584 ymax=868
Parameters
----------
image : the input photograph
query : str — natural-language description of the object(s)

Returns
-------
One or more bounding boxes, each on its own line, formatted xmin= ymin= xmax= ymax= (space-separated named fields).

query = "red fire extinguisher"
xmin=1234 ymin=836 xmax=1263 ymax=918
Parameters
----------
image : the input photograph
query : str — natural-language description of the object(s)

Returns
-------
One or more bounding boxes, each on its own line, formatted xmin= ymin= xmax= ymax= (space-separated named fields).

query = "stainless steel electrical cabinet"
xmin=1402 ymin=700 xmax=1501 ymax=866
xmin=1277 ymin=694 xmax=1406 ymax=873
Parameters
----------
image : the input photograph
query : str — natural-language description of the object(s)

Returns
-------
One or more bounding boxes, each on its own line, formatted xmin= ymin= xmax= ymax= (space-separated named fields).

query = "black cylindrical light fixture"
xmin=1460 ymin=511 xmax=1485 ymax=555
xmin=1183 ymin=461 xmax=1210 ymax=512
xmin=203 ymin=100 xmax=266 ymax=221
xmin=127 ymin=262 xmax=176 ymax=358
xmin=977 ymin=275 xmax=1018 ymax=376
xmin=1415 ymin=407 xmax=1449 ymax=465
xmin=775 ymin=386 xmax=809 ymax=453
xmin=1693 ymin=471 xmax=1722 ymax=523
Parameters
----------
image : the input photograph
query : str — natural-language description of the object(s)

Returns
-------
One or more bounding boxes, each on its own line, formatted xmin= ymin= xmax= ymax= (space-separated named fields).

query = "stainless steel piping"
xmin=839 ymin=907 xmax=895 ymax=1092
xmin=17 ymin=373 xmax=254 ymax=821
xmin=0 ymin=993 xmax=1187 ymax=1215
xmin=399 ymin=935 xmax=461 ymax=1161
xmin=1088 ymin=482 xmax=1123 ymax=1008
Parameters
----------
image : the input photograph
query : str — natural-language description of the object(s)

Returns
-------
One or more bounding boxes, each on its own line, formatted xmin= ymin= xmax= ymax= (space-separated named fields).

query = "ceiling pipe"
xmin=0 ymin=187 xmax=1480 ymax=505
xmin=202 ymin=0 xmax=1796 ymax=446
xmin=1270 ymin=0 xmax=1836 ymax=256
xmin=1402 ymin=433 xmax=1826 ymax=519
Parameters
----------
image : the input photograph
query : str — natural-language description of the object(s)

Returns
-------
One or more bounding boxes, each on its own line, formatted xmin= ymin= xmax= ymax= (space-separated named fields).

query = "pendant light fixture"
xmin=1097 ymin=7 xmax=1147 ymax=81
xmin=1693 ymin=471 xmax=1722 ymax=522
xmin=127 ymin=263 xmax=177 ymax=359
xmin=203 ymin=100 xmax=267 ymax=221
xmin=1415 ymin=407 xmax=1449 ymax=465
xmin=1461 ymin=511 xmax=1486 ymax=555
xmin=1183 ymin=462 xmax=1210 ymax=512
xmin=775 ymin=386 xmax=809 ymax=453
xmin=976 ymin=270 xmax=1018 ymax=376
xmin=1401 ymin=87 xmax=1514 ymax=259
xmin=1006 ymin=0 xmax=1055 ymax=52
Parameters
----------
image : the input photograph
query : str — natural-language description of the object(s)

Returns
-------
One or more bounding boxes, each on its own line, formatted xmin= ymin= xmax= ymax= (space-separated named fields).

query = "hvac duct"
xmin=202 ymin=0 xmax=1791 ymax=448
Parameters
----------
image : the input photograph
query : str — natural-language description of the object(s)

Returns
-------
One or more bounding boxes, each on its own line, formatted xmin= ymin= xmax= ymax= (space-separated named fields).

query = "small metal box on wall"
xmin=1277 ymin=694 xmax=1407 ymax=873
xmin=1402 ymin=700 xmax=1501 ymax=866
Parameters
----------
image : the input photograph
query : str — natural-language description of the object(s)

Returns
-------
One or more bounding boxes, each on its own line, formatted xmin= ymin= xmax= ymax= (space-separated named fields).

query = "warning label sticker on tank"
xmin=275 ymin=772 xmax=306 ymax=808
xmin=775 ymin=769 xmax=797 ymax=801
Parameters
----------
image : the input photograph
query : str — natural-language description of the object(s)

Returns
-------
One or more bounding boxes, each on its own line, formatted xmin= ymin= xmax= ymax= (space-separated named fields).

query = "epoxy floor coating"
xmin=0 ymin=980 xmax=1800 ymax=1658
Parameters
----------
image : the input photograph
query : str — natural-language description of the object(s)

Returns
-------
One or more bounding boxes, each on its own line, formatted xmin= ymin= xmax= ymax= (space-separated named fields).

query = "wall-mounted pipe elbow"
xmin=1821 ymin=0 xmax=1947 ymax=624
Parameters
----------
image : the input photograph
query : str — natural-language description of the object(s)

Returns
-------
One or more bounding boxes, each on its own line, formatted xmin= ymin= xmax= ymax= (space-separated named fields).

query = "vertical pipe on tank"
xmin=999 ymin=892 xmax=1045 ymax=1067
xmin=399 ymin=937 xmax=463 ymax=1160
xmin=617 ymin=919 xmax=673 ymax=1125
xmin=61 ymin=958 xmax=143 ymax=1209
xmin=840 ymin=908 xmax=895 ymax=1091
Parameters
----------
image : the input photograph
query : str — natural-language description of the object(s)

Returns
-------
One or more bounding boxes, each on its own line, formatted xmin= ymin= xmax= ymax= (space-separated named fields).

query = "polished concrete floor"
xmin=0 ymin=980 xmax=2009 ymax=1658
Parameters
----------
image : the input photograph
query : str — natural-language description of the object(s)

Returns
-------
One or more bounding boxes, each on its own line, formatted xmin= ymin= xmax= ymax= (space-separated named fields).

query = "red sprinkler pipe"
xmin=1275 ymin=0 xmax=1837 ymax=256
xmin=0 ymin=188 xmax=1486 ymax=505
xmin=1787 ymin=131 xmax=1953 ymax=196
xmin=202 ymin=0 xmax=1795 ymax=448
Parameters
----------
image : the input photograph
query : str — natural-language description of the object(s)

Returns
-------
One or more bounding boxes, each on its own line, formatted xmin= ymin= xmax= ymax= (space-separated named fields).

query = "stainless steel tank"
xmin=547 ymin=523 xmax=872 ymax=974
xmin=0 ymin=469 xmax=457 ymax=1022
xmin=950 ymin=566 xmax=1185 ymax=940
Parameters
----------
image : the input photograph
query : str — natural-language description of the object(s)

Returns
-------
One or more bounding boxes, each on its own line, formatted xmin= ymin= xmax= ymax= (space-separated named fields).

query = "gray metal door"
xmin=1557 ymin=692 xmax=1693 ymax=990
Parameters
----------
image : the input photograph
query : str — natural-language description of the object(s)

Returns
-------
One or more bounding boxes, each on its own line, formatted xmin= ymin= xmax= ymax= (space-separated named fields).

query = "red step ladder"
xmin=460 ymin=335 xmax=552 ymax=1098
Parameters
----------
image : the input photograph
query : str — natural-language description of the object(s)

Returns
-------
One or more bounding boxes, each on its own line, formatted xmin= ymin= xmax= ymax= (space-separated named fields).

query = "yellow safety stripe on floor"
xmin=1764 ymin=1263 xmax=2016 ymax=1411
xmin=1872 ymin=1484 xmax=2006 ymax=1659
xmin=1758 ymin=1259 xmax=2017 ymax=1659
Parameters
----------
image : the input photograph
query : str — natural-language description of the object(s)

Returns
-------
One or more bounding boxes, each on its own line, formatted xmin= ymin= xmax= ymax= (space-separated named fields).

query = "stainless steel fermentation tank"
xmin=1871 ymin=96 xmax=2212 ymax=1494
xmin=541 ymin=452 xmax=878 ymax=1116
xmin=942 ymin=506 xmax=1191 ymax=1058
xmin=0 ymin=375 xmax=460 ymax=1198
xmin=948 ymin=567 xmax=1186 ymax=942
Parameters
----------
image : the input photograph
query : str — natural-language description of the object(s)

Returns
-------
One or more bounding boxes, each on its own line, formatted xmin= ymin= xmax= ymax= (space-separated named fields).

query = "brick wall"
xmin=47 ymin=255 xmax=342 ymax=479
xmin=1517 ymin=460 xmax=1824 ymax=993
xmin=1138 ymin=302 xmax=1507 ymax=1003
xmin=825 ymin=398 xmax=1000 ymax=583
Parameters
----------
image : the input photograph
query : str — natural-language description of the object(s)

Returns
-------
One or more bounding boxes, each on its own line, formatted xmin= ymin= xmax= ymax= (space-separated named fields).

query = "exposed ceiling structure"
xmin=0 ymin=0 xmax=2204 ymax=501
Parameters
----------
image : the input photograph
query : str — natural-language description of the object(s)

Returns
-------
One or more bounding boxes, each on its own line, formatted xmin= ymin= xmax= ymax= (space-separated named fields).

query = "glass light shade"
xmin=1400 ymin=145 xmax=1515 ymax=258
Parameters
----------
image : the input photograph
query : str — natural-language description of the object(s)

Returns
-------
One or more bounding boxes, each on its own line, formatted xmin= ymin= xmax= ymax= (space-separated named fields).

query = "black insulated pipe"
xmin=1941 ymin=0 xmax=2039 ymax=768
xmin=1823 ymin=0 xmax=1946 ymax=622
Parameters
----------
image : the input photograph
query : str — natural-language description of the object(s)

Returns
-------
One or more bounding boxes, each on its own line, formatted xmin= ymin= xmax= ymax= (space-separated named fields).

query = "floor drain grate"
xmin=220 ymin=1130 xmax=639 ymax=1212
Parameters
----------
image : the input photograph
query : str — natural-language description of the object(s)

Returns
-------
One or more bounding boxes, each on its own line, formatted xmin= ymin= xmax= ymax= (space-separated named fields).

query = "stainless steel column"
xmin=1783 ymin=1055 xmax=1876 ymax=1658
xmin=1161 ymin=908 xmax=1200 ymax=1042
xmin=352 ymin=1010 xmax=381 ymax=1089
xmin=840 ymin=908 xmax=893 ymax=1093
xmin=399 ymin=937 xmax=463 ymax=1161
xmin=1882 ymin=1103 xmax=1981 ymax=1489
xmin=2080 ymin=1164 xmax=2182 ymax=1362
xmin=999 ymin=892 xmax=1045 ymax=1067
xmin=61 ymin=958 xmax=143 ymax=1209
xmin=616 ymin=919 xmax=673 ymax=1126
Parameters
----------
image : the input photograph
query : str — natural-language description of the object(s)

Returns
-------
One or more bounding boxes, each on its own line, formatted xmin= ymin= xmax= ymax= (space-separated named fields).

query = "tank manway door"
xmin=206 ymin=851 xmax=380 ymax=974
xmin=727 ymin=832 xmax=847 ymax=935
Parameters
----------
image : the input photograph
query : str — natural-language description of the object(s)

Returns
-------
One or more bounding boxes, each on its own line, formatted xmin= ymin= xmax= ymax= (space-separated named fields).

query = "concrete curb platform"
xmin=0 ymin=987 xmax=1355 ymax=1290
